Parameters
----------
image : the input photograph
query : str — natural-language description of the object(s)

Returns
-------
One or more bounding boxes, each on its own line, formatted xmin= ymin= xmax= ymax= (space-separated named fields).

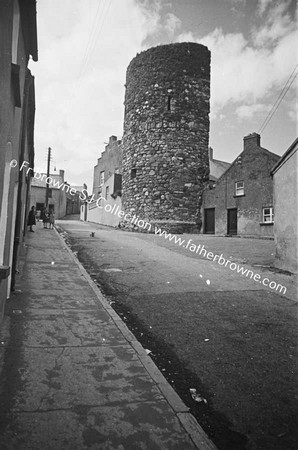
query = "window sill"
xmin=233 ymin=194 xmax=245 ymax=198
xmin=260 ymin=222 xmax=274 ymax=226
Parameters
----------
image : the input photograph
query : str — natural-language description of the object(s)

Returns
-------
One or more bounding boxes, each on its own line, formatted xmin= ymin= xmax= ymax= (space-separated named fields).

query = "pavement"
xmin=0 ymin=221 xmax=217 ymax=450
xmin=55 ymin=220 xmax=298 ymax=450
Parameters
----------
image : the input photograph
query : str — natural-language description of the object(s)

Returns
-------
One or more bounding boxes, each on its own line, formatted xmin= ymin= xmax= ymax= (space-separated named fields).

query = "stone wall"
xmin=121 ymin=43 xmax=210 ymax=232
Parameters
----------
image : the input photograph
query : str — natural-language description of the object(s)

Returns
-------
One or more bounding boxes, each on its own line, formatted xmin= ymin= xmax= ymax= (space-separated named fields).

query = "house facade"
xmin=202 ymin=133 xmax=280 ymax=238
xmin=0 ymin=0 xmax=38 ymax=321
xmin=30 ymin=170 xmax=67 ymax=219
xmin=66 ymin=185 xmax=86 ymax=216
xmin=271 ymin=138 xmax=298 ymax=273
xmin=82 ymin=136 xmax=122 ymax=225
xmin=93 ymin=135 xmax=122 ymax=197
xmin=87 ymin=174 xmax=122 ymax=227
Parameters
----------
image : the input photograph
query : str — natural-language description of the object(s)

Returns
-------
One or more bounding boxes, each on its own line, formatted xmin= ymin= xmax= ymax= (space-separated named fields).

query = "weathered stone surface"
xmin=122 ymin=43 xmax=210 ymax=232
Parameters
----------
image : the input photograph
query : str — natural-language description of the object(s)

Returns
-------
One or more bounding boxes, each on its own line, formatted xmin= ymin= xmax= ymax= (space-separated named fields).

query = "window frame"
xmin=99 ymin=171 xmax=105 ymax=186
xmin=235 ymin=181 xmax=244 ymax=197
xmin=262 ymin=207 xmax=274 ymax=223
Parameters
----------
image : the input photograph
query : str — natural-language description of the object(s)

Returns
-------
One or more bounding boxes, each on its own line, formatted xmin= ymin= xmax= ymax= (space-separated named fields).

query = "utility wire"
xmin=83 ymin=0 xmax=112 ymax=73
xmin=78 ymin=0 xmax=112 ymax=81
xmin=78 ymin=0 xmax=105 ymax=80
xmin=258 ymin=64 xmax=298 ymax=134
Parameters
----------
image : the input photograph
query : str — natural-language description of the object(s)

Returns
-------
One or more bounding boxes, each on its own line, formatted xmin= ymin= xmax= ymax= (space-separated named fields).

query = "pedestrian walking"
xmin=27 ymin=206 xmax=36 ymax=232
xmin=41 ymin=207 xmax=49 ymax=229
xmin=49 ymin=210 xmax=55 ymax=229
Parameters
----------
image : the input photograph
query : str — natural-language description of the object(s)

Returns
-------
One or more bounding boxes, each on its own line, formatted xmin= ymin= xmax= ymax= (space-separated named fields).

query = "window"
xmin=235 ymin=181 xmax=244 ymax=196
xmin=105 ymin=186 xmax=109 ymax=199
xmin=263 ymin=207 xmax=274 ymax=223
xmin=131 ymin=168 xmax=137 ymax=179
xmin=100 ymin=171 xmax=104 ymax=186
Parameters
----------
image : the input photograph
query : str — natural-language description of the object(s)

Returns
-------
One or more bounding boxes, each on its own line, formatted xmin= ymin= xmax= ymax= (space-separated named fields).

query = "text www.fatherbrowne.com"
xmin=14 ymin=159 xmax=287 ymax=295
xmin=154 ymin=227 xmax=287 ymax=295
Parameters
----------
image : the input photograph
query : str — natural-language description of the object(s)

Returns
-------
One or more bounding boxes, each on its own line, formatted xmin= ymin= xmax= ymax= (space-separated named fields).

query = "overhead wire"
xmin=258 ymin=64 xmax=298 ymax=134
xmin=78 ymin=0 xmax=112 ymax=81
xmin=78 ymin=0 xmax=106 ymax=80
xmin=84 ymin=0 xmax=112 ymax=72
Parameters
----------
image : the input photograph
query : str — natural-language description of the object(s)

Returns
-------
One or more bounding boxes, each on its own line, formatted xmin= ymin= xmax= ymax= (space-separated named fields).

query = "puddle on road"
xmin=102 ymin=268 xmax=123 ymax=273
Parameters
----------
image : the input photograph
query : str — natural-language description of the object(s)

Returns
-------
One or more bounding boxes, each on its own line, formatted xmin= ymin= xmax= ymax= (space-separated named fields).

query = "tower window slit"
xmin=167 ymin=95 xmax=171 ymax=111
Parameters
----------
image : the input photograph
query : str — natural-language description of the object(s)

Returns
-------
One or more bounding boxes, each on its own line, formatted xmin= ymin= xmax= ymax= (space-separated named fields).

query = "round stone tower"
xmin=122 ymin=42 xmax=210 ymax=233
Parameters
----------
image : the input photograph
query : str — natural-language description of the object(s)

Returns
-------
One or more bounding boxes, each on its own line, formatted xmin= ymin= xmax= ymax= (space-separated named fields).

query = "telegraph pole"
xmin=45 ymin=147 xmax=51 ymax=208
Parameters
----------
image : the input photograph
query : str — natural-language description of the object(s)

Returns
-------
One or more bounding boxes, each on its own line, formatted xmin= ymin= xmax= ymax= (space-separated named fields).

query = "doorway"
xmin=227 ymin=208 xmax=237 ymax=235
xmin=204 ymin=208 xmax=215 ymax=234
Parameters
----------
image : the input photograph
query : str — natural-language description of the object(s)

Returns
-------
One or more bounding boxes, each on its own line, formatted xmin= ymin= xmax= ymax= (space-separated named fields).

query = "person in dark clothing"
xmin=27 ymin=206 xmax=36 ymax=232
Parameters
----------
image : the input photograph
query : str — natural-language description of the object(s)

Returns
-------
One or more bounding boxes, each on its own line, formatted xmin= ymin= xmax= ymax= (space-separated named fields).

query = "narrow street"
xmin=57 ymin=219 xmax=298 ymax=450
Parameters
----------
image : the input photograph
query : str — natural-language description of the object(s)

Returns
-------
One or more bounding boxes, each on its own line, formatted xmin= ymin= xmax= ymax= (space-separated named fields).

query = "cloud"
xmin=137 ymin=1 xmax=182 ymax=43
xmin=176 ymin=1 xmax=297 ymax=120
xmin=235 ymin=103 xmax=271 ymax=119
xmin=30 ymin=0 xmax=163 ymax=187
xmin=252 ymin=0 xmax=295 ymax=46
xmin=224 ymin=0 xmax=246 ymax=16
xmin=257 ymin=0 xmax=272 ymax=16
xmin=164 ymin=13 xmax=182 ymax=38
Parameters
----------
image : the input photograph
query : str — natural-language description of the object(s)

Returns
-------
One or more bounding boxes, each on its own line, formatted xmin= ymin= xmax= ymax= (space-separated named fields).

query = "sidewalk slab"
xmin=0 ymin=223 xmax=217 ymax=450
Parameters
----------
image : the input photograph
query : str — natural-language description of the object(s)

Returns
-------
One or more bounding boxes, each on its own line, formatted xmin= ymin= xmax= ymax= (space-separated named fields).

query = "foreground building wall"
xmin=0 ymin=0 xmax=38 ymax=321
xmin=271 ymin=138 xmax=298 ymax=273
xmin=122 ymin=43 xmax=210 ymax=233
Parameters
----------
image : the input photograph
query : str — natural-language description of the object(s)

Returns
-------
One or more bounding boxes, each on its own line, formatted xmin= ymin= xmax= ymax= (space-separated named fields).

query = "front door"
xmin=204 ymin=208 xmax=215 ymax=234
xmin=227 ymin=208 xmax=237 ymax=235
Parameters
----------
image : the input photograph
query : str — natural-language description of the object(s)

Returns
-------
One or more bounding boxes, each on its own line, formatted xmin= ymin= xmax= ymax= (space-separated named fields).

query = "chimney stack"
xmin=243 ymin=133 xmax=261 ymax=151
xmin=109 ymin=135 xmax=117 ymax=145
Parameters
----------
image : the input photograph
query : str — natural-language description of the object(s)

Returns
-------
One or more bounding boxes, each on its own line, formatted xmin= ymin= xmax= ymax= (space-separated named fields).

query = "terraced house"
xmin=0 ymin=0 xmax=38 ymax=321
xmin=202 ymin=133 xmax=280 ymax=238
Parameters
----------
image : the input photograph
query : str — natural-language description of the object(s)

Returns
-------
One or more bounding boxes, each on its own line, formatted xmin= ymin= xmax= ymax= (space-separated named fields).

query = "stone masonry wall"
xmin=121 ymin=43 xmax=210 ymax=232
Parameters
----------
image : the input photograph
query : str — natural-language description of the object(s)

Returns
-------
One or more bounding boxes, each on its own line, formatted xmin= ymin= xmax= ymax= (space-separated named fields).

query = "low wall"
xmin=87 ymin=197 xmax=122 ymax=227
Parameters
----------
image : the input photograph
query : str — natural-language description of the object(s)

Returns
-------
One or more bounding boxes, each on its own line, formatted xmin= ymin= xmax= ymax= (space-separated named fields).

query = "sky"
xmin=29 ymin=0 xmax=297 ymax=190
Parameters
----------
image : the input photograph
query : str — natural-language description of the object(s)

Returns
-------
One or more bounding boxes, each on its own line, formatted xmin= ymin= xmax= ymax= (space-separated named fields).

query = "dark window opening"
xmin=11 ymin=63 xmax=21 ymax=107
xmin=131 ymin=168 xmax=137 ymax=179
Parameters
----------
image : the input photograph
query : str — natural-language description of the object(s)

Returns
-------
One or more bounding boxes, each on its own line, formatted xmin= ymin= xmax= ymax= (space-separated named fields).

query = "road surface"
xmin=57 ymin=219 xmax=297 ymax=450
